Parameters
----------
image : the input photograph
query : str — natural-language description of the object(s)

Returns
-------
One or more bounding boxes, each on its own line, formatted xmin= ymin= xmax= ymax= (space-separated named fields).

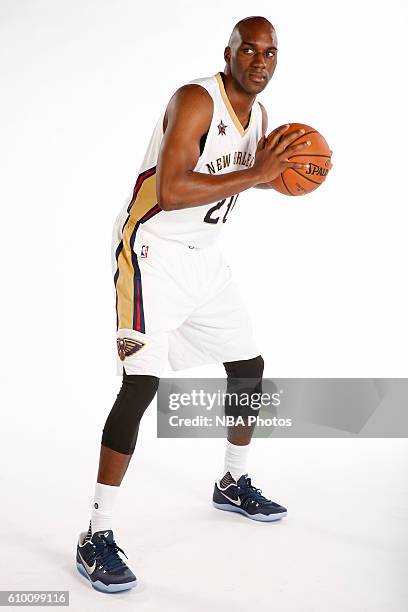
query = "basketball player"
xmin=76 ymin=16 xmax=311 ymax=593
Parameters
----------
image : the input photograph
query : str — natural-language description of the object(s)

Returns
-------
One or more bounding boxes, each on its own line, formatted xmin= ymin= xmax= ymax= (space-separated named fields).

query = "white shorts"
xmin=112 ymin=225 xmax=260 ymax=377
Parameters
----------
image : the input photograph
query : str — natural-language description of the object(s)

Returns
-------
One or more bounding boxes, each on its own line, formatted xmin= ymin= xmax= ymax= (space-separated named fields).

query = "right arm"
xmin=157 ymin=85 xmax=310 ymax=211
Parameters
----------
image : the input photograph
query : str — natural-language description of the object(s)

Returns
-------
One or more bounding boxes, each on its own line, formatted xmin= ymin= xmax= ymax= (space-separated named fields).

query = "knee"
xmin=101 ymin=373 xmax=159 ymax=455
xmin=223 ymin=356 xmax=264 ymax=418
xmin=223 ymin=355 xmax=264 ymax=380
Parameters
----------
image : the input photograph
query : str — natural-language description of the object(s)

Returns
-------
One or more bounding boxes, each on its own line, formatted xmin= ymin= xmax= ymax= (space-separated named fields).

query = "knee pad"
xmin=101 ymin=371 xmax=159 ymax=455
xmin=223 ymin=356 xmax=264 ymax=419
xmin=223 ymin=355 xmax=264 ymax=380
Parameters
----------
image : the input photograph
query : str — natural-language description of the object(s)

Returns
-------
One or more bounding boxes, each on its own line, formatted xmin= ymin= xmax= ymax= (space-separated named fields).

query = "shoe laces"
xmin=91 ymin=535 xmax=128 ymax=572
xmin=239 ymin=477 xmax=271 ymax=505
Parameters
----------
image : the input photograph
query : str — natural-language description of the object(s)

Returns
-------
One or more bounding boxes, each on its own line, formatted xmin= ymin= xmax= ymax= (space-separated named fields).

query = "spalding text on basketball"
xmin=305 ymin=163 xmax=329 ymax=177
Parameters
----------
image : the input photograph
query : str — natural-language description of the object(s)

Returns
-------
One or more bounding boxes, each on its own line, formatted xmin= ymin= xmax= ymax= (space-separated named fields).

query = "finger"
xmin=275 ymin=128 xmax=307 ymax=154
xmin=265 ymin=124 xmax=290 ymax=141
xmin=257 ymin=135 xmax=267 ymax=150
xmin=265 ymin=124 xmax=291 ymax=148
xmin=284 ymin=162 xmax=310 ymax=171
xmin=284 ymin=140 xmax=312 ymax=155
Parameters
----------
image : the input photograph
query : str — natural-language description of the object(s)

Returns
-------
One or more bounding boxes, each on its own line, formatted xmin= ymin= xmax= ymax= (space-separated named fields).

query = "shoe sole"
xmin=213 ymin=501 xmax=287 ymax=522
xmin=76 ymin=561 xmax=137 ymax=593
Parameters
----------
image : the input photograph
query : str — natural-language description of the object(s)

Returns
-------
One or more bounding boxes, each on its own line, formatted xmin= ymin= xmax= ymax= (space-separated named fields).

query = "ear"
xmin=224 ymin=46 xmax=231 ymax=64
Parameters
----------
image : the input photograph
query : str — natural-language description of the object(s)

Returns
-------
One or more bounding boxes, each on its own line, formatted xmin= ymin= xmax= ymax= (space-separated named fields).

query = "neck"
xmin=221 ymin=69 xmax=256 ymax=115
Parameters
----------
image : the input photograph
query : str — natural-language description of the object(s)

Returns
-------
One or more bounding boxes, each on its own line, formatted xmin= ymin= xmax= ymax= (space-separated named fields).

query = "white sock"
xmin=223 ymin=440 xmax=250 ymax=481
xmin=85 ymin=482 xmax=119 ymax=540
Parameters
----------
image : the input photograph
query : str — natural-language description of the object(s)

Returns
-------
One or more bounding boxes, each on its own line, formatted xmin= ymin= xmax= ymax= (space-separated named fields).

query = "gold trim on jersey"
xmin=116 ymin=171 xmax=157 ymax=330
xmin=215 ymin=72 xmax=253 ymax=137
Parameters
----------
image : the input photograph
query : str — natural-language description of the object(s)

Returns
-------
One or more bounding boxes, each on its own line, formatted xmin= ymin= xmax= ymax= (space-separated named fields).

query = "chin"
xmin=244 ymin=73 xmax=269 ymax=91
xmin=245 ymin=80 xmax=268 ymax=95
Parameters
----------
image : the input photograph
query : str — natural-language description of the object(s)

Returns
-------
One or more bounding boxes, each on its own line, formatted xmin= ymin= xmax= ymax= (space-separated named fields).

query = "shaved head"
xmin=224 ymin=16 xmax=278 ymax=95
xmin=228 ymin=16 xmax=276 ymax=48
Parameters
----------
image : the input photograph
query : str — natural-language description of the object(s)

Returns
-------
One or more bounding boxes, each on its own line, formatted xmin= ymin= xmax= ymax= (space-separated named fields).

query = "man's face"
xmin=225 ymin=22 xmax=278 ymax=94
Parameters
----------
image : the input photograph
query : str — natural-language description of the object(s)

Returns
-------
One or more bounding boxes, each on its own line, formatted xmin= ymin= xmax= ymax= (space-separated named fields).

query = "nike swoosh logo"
xmin=219 ymin=488 xmax=241 ymax=506
xmin=78 ymin=549 xmax=96 ymax=575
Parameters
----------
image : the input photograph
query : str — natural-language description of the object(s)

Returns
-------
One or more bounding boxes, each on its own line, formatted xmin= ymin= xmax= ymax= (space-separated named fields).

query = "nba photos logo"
xmin=140 ymin=244 xmax=149 ymax=258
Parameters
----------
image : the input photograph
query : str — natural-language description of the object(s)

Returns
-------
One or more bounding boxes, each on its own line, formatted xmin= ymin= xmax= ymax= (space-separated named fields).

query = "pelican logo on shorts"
xmin=117 ymin=337 xmax=145 ymax=361
xmin=140 ymin=244 xmax=149 ymax=258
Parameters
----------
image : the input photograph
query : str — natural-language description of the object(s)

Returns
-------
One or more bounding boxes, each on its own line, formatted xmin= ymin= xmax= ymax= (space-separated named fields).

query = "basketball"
xmin=270 ymin=123 xmax=333 ymax=196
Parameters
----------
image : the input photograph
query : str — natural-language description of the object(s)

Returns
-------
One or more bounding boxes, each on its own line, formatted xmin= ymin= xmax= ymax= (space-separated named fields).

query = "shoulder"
xmin=164 ymin=84 xmax=214 ymax=133
xmin=167 ymin=84 xmax=213 ymax=118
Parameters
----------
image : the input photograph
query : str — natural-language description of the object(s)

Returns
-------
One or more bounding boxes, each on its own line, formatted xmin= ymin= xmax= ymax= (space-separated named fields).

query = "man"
xmin=76 ymin=16 xmax=310 ymax=593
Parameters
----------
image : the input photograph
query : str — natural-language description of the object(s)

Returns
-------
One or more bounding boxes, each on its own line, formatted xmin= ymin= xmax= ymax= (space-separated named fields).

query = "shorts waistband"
xmin=135 ymin=228 xmax=213 ymax=253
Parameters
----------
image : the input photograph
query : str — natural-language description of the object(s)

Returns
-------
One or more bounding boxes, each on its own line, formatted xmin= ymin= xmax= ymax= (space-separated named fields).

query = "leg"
xmin=213 ymin=355 xmax=287 ymax=521
xmin=78 ymin=215 xmax=181 ymax=591
xmin=97 ymin=446 xmax=132 ymax=486
xmin=223 ymin=354 xmax=264 ymax=446
xmin=85 ymin=371 xmax=159 ymax=536
xmin=99 ymin=370 xmax=160 ymax=484
xmin=76 ymin=371 xmax=159 ymax=592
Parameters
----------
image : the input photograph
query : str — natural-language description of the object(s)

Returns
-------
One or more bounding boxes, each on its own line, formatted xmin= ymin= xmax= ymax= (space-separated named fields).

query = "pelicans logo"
xmin=117 ymin=337 xmax=145 ymax=361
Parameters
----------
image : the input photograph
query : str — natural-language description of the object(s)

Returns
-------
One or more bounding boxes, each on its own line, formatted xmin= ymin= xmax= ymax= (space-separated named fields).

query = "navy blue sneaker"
xmin=76 ymin=528 xmax=137 ymax=593
xmin=213 ymin=472 xmax=287 ymax=522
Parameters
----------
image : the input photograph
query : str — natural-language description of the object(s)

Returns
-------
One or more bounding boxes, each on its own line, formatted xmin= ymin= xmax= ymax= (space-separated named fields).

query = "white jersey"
xmin=114 ymin=72 xmax=263 ymax=250
xmin=111 ymin=73 xmax=262 ymax=365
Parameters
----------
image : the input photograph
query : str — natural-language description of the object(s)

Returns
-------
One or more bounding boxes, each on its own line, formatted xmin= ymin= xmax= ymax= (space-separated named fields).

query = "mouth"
xmin=248 ymin=72 xmax=266 ymax=84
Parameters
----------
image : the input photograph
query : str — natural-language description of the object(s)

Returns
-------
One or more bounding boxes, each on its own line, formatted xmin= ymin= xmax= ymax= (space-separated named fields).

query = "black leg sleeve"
xmin=101 ymin=371 xmax=160 ymax=455
xmin=223 ymin=355 xmax=264 ymax=443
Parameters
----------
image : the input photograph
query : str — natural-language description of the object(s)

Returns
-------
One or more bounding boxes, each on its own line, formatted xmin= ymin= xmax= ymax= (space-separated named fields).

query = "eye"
xmin=243 ymin=47 xmax=255 ymax=54
xmin=266 ymin=50 xmax=276 ymax=58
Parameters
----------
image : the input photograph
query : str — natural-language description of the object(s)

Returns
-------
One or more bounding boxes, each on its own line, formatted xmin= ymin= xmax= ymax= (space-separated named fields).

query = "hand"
xmin=253 ymin=124 xmax=311 ymax=184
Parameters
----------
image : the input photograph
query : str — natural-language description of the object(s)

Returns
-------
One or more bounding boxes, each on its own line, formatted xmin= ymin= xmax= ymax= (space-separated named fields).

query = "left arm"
xmin=254 ymin=103 xmax=277 ymax=189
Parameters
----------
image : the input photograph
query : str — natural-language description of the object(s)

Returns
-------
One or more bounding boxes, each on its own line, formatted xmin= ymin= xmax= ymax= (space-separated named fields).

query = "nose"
xmin=251 ymin=51 xmax=266 ymax=69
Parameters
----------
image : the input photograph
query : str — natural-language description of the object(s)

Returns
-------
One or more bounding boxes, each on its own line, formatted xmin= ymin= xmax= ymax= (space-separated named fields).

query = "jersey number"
xmin=203 ymin=195 xmax=239 ymax=225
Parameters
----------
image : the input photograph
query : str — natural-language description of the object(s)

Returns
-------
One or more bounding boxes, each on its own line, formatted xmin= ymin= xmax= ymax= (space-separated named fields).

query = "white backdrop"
xmin=1 ymin=1 xmax=407 ymax=610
